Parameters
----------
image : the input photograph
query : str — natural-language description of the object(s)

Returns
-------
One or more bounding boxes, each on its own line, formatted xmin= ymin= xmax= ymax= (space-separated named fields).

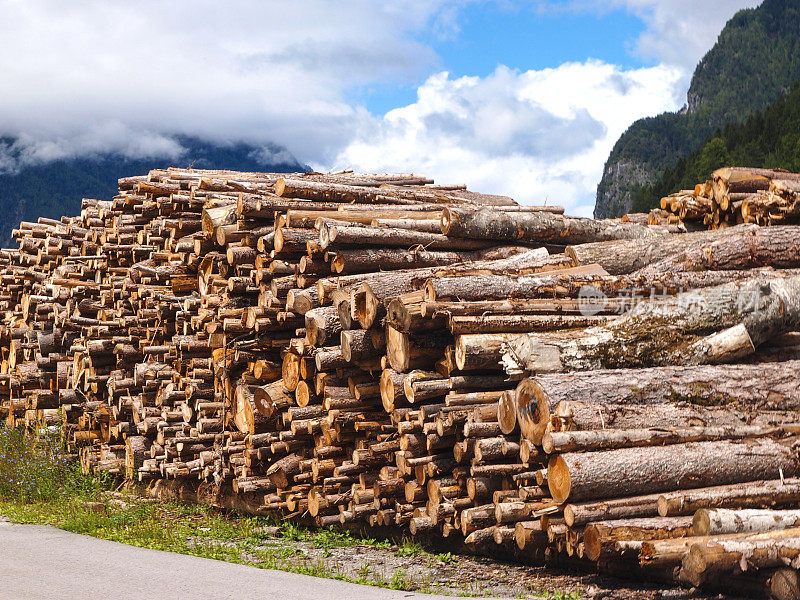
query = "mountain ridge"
xmin=631 ymin=83 xmax=800 ymax=212
xmin=595 ymin=0 xmax=800 ymax=218
xmin=0 ymin=136 xmax=308 ymax=245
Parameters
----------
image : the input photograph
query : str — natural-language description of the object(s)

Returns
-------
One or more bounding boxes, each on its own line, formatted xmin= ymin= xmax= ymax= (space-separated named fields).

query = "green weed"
xmin=0 ymin=425 xmax=98 ymax=503
xmin=396 ymin=537 xmax=425 ymax=557
xmin=389 ymin=568 xmax=413 ymax=590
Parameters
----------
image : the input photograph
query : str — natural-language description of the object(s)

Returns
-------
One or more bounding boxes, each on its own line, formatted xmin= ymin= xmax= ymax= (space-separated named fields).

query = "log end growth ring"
xmin=498 ymin=389 xmax=518 ymax=435
xmin=353 ymin=283 xmax=380 ymax=329
xmin=692 ymin=508 xmax=712 ymax=536
xmin=582 ymin=524 xmax=602 ymax=561
xmin=281 ymin=352 xmax=301 ymax=392
xmin=548 ymin=454 xmax=571 ymax=504
xmin=440 ymin=207 xmax=456 ymax=235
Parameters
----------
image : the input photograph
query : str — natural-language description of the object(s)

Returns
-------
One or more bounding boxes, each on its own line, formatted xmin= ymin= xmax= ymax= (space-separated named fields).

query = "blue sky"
xmin=354 ymin=4 xmax=650 ymax=115
xmin=0 ymin=0 xmax=758 ymax=215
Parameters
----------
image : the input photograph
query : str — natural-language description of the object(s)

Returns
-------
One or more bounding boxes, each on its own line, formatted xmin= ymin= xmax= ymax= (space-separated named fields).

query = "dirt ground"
xmin=228 ymin=525 xmax=742 ymax=600
xmin=8 ymin=487 xmax=747 ymax=600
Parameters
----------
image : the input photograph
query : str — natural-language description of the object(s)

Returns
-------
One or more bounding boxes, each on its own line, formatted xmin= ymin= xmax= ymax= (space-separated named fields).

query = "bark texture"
xmin=503 ymin=275 xmax=800 ymax=374
xmin=548 ymin=438 xmax=800 ymax=504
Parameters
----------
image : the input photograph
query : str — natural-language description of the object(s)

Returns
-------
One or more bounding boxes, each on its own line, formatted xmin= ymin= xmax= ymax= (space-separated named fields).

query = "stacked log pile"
xmin=1 ymin=166 xmax=800 ymax=598
xmin=658 ymin=166 xmax=800 ymax=230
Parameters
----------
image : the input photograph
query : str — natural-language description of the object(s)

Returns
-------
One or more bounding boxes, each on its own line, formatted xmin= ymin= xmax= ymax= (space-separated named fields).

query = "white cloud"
xmin=0 ymin=0 xmax=451 ymax=165
xmin=331 ymin=61 xmax=683 ymax=216
xmin=328 ymin=1 xmax=754 ymax=216
xmin=0 ymin=0 xmax=752 ymax=214
xmin=566 ymin=0 xmax=759 ymax=70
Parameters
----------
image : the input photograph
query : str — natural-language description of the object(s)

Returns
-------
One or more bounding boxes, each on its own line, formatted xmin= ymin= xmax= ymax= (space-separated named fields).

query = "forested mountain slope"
xmin=595 ymin=0 xmax=800 ymax=218
xmin=632 ymin=84 xmax=800 ymax=211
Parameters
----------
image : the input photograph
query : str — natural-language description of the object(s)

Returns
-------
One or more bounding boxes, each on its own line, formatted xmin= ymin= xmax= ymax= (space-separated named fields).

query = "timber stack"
xmin=1 ymin=166 xmax=800 ymax=598
xmin=656 ymin=166 xmax=800 ymax=230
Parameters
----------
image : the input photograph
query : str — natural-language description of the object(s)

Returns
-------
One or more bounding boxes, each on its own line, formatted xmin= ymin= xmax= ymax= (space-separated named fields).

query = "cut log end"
xmin=547 ymin=455 xmax=571 ymax=504
xmin=771 ymin=569 xmax=800 ymax=600
xmin=498 ymin=389 xmax=518 ymax=435
xmin=353 ymin=284 xmax=381 ymax=330
xmin=692 ymin=509 xmax=712 ymax=536
xmin=582 ymin=525 xmax=602 ymax=561
xmin=516 ymin=378 xmax=551 ymax=445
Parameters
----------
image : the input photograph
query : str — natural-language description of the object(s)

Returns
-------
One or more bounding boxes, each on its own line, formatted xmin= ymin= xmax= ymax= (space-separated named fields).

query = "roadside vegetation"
xmin=0 ymin=426 xmax=580 ymax=598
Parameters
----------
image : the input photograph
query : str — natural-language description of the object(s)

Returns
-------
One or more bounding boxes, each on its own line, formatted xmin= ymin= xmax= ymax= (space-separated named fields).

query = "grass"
xmin=0 ymin=425 xmax=580 ymax=598
xmin=0 ymin=425 xmax=448 ymax=593
xmin=0 ymin=491 xmax=411 ymax=585
xmin=396 ymin=537 xmax=425 ymax=557
xmin=0 ymin=424 xmax=92 ymax=502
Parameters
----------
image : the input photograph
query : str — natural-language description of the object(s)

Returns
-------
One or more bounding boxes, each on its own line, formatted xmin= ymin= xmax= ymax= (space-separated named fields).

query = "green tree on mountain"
xmin=597 ymin=0 xmax=800 ymax=218
xmin=632 ymin=84 xmax=800 ymax=211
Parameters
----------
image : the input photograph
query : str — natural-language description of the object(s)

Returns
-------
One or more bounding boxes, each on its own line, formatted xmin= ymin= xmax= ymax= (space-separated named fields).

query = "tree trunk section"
xmin=542 ymin=425 xmax=780 ymax=454
xmin=503 ymin=275 xmax=800 ymax=374
xmin=640 ymin=226 xmax=800 ymax=274
xmin=441 ymin=207 xmax=661 ymax=244
xmin=693 ymin=508 xmax=800 ymax=536
xmin=584 ymin=516 xmax=693 ymax=561
xmin=548 ymin=438 xmax=800 ymax=504
xmin=566 ymin=226 xmax=756 ymax=274
xmin=564 ymin=493 xmax=664 ymax=527
xmin=658 ymin=479 xmax=800 ymax=517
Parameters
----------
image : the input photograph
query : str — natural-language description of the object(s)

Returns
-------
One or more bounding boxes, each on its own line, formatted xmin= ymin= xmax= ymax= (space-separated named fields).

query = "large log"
xmin=276 ymin=178 xmax=417 ymax=204
xmin=640 ymin=226 xmax=800 ymax=274
xmin=682 ymin=527 xmax=800 ymax=586
xmin=503 ymin=275 xmax=800 ymax=374
xmin=658 ymin=479 xmax=800 ymax=517
xmin=329 ymin=248 xmax=472 ymax=274
xmin=542 ymin=425 xmax=781 ymax=454
xmin=693 ymin=508 xmax=800 ymax=537
xmin=421 ymin=298 xmax=626 ymax=318
xmin=715 ymin=166 xmax=800 ymax=187
xmin=512 ymin=362 xmax=800 ymax=434
xmin=583 ymin=516 xmax=693 ymax=561
xmin=424 ymin=265 xmax=608 ymax=302
xmin=320 ymin=222 xmax=496 ymax=251
xmin=548 ymin=438 xmax=800 ymax=504
xmin=448 ymin=314 xmax=611 ymax=334
xmin=424 ymin=266 xmax=787 ymax=303
xmin=441 ymin=207 xmax=661 ymax=244
xmin=276 ymin=176 xmax=518 ymax=206
xmin=564 ymin=493 xmax=664 ymax=527
xmin=515 ymin=376 xmax=764 ymax=445
xmin=551 ymin=401 xmax=777 ymax=435
xmin=565 ymin=225 xmax=756 ymax=274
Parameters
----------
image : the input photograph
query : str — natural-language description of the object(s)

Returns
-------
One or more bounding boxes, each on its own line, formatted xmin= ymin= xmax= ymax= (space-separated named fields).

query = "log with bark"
xmin=548 ymin=438 xmax=800 ymax=504
xmin=503 ymin=275 xmax=800 ymax=375
xmin=441 ymin=207 xmax=662 ymax=244
xmin=565 ymin=225 xmax=757 ymax=274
